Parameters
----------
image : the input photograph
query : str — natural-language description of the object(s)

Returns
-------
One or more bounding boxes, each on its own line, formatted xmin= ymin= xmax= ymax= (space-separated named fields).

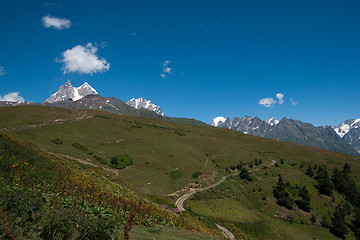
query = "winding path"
xmin=215 ymin=224 xmax=235 ymax=240
xmin=175 ymin=160 xmax=276 ymax=239
xmin=175 ymin=160 xmax=276 ymax=212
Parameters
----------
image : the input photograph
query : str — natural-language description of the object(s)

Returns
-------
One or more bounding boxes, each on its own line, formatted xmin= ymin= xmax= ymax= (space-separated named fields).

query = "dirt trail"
xmin=0 ymin=114 xmax=93 ymax=132
xmin=47 ymin=152 xmax=119 ymax=177
xmin=215 ymin=224 xmax=235 ymax=240
xmin=175 ymin=159 xmax=277 ymax=239
xmin=175 ymin=160 xmax=276 ymax=212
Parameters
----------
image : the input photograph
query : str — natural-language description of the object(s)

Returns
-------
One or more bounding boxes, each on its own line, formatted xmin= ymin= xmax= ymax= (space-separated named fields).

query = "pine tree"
xmin=296 ymin=186 xmax=311 ymax=212
xmin=331 ymin=204 xmax=349 ymax=238
xmin=273 ymin=175 xmax=294 ymax=209
xmin=315 ymin=165 xmax=333 ymax=196
xmin=306 ymin=165 xmax=314 ymax=177
xmin=353 ymin=208 xmax=360 ymax=240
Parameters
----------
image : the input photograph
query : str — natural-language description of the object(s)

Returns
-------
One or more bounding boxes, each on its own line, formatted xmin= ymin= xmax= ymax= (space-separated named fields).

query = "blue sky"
xmin=1 ymin=0 xmax=359 ymax=126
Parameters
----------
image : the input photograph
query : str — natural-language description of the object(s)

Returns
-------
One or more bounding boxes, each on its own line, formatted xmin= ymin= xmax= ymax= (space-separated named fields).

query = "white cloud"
xmin=160 ymin=60 xmax=172 ymax=78
xmin=258 ymin=98 xmax=276 ymax=108
xmin=290 ymin=98 xmax=298 ymax=106
xmin=0 ymin=67 xmax=5 ymax=76
xmin=42 ymin=15 xmax=71 ymax=30
xmin=276 ymin=93 xmax=284 ymax=104
xmin=0 ymin=92 xmax=24 ymax=102
xmin=163 ymin=67 xmax=171 ymax=73
xmin=58 ymin=43 xmax=110 ymax=74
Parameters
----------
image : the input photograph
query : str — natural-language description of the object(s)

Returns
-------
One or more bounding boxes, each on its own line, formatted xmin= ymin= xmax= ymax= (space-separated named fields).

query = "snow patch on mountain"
xmin=210 ymin=116 xmax=227 ymax=127
xmin=333 ymin=118 xmax=360 ymax=138
xmin=266 ymin=117 xmax=279 ymax=126
xmin=44 ymin=80 xmax=98 ymax=103
xmin=126 ymin=97 xmax=164 ymax=116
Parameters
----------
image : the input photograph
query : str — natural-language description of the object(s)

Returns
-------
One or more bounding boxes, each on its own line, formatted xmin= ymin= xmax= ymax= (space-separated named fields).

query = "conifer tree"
xmin=331 ymin=204 xmax=349 ymax=238
xmin=306 ymin=164 xmax=314 ymax=177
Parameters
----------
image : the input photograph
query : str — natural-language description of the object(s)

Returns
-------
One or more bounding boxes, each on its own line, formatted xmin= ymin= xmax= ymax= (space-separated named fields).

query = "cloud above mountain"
xmin=0 ymin=92 xmax=24 ymax=102
xmin=258 ymin=92 xmax=285 ymax=107
xmin=42 ymin=15 xmax=71 ymax=30
xmin=276 ymin=93 xmax=284 ymax=104
xmin=0 ymin=67 xmax=5 ymax=76
xmin=258 ymin=98 xmax=276 ymax=107
xmin=160 ymin=60 xmax=171 ymax=79
xmin=58 ymin=43 xmax=110 ymax=74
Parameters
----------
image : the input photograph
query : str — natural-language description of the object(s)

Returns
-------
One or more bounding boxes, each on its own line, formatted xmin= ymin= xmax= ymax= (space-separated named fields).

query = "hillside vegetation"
xmin=1 ymin=105 xmax=360 ymax=239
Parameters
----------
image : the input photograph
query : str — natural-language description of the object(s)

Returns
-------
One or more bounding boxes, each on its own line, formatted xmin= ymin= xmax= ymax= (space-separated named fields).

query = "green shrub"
xmin=169 ymin=171 xmax=182 ymax=180
xmin=110 ymin=154 xmax=133 ymax=169
xmin=72 ymin=142 xmax=89 ymax=152
xmin=51 ymin=138 xmax=63 ymax=145
xmin=94 ymin=155 xmax=106 ymax=165
xmin=192 ymin=172 xmax=202 ymax=178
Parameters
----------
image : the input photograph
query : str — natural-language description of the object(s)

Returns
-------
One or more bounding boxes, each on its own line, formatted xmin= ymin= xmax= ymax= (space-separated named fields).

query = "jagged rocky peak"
xmin=44 ymin=80 xmax=98 ymax=103
xmin=210 ymin=116 xmax=227 ymax=127
xmin=126 ymin=97 xmax=164 ymax=116
xmin=266 ymin=117 xmax=279 ymax=126
xmin=333 ymin=118 xmax=360 ymax=138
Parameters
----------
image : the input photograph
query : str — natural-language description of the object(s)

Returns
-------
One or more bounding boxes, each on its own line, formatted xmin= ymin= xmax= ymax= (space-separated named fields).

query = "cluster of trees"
xmin=226 ymin=159 xmax=263 ymax=172
xmin=273 ymin=175 xmax=311 ymax=212
xmin=306 ymin=163 xmax=360 ymax=239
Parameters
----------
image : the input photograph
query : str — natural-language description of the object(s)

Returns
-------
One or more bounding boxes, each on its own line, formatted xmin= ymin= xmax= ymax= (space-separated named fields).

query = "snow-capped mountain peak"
xmin=126 ymin=97 xmax=164 ymax=116
xmin=210 ymin=116 xmax=227 ymax=127
xmin=333 ymin=118 xmax=360 ymax=138
xmin=266 ymin=117 xmax=279 ymax=126
xmin=44 ymin=80 xmax=98 ymax=103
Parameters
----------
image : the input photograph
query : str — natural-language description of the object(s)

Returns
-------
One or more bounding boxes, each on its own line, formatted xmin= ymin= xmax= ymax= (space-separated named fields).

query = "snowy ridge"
xmin=126 ymin=97 xmax=164 ymax=116
xmin=210 ymin=116 xmax=227 ymax=127
xmin=44 ymin=80 xmax=98 ymax=103
xmin=333 ymin=118 xmax=360 ymax=138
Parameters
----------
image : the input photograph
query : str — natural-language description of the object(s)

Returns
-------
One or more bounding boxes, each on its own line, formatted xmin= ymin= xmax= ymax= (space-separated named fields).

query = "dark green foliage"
xmin=254 ymin=159 xmax=259 ymax=166
xmin=72 ymin=142 xmax=89 ymax=152
xmin=110 ymin=154 xmax=133 ymax=169
xmin=275 ymin=162 xmax=280 ymax=168
xmin=259 ymin=159 xmax=263 ymax=165
xmin=321 ymin=216 xmax=331 ymax=228
xmin=273 ymin=176 xmax=294 ymax=209
xmin=51 ymin=138 xmax=63 ymax=145
xmin=248 ymin=161 xmax=254 ymax=168
xmin=93 ymin=155 xmax=106 ymax=165
xmin=280 ymin=159 xmax=284 ymax=164
xmin=330 ymin=203 xmax=350 ymax=238
xmin=230 ymin=165 xmax=236 ymax=170
xmin=169 ymin=171 xmax=182 ymax=180
xmin=315 ymin=165 xmax=333 ymax=196
xmin=239 ymin=167 xmax=252 ymax=181
xmin=310 ymin=214 xmax=316 ymax=223
xmin=295 ymin=186 xmax=311 ymax=212
xmin=173 ymin=130 xmax=186 ymax=136
xmin=95 ymin=114 xmax=112 ymax=119
xmin=192 ymin=172 xmax=202 ymax=179
xmin=306 ymin=165 xmax=314 ymax=177
xmin=353 ymin=208 xmax=360 ymax=240
xmin=236 ymin=161 xmax=243 ymax=169
xmin=332 ymin=163 xmax=359 ymax=207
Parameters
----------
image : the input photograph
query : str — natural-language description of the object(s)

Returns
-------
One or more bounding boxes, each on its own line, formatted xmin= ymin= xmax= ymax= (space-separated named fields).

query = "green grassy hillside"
xmin=1 ymin=105 xmax=360 ymax=239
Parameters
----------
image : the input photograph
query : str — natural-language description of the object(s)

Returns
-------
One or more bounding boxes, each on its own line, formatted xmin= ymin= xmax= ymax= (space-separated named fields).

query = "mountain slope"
xmin=213 ymin=116 xmax=357 ymax=155
xmin=1 ymin=105 xmax=359 ymax=240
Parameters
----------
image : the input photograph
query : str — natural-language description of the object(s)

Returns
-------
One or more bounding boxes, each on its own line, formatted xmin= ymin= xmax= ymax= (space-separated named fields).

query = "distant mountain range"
xmin=211 ymin=116 xmax=359 ymax=155
xmin=41 ymin=80 xmax=206 ymax=127
xmin=0 ymin=80 xmax=358 ymax=155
